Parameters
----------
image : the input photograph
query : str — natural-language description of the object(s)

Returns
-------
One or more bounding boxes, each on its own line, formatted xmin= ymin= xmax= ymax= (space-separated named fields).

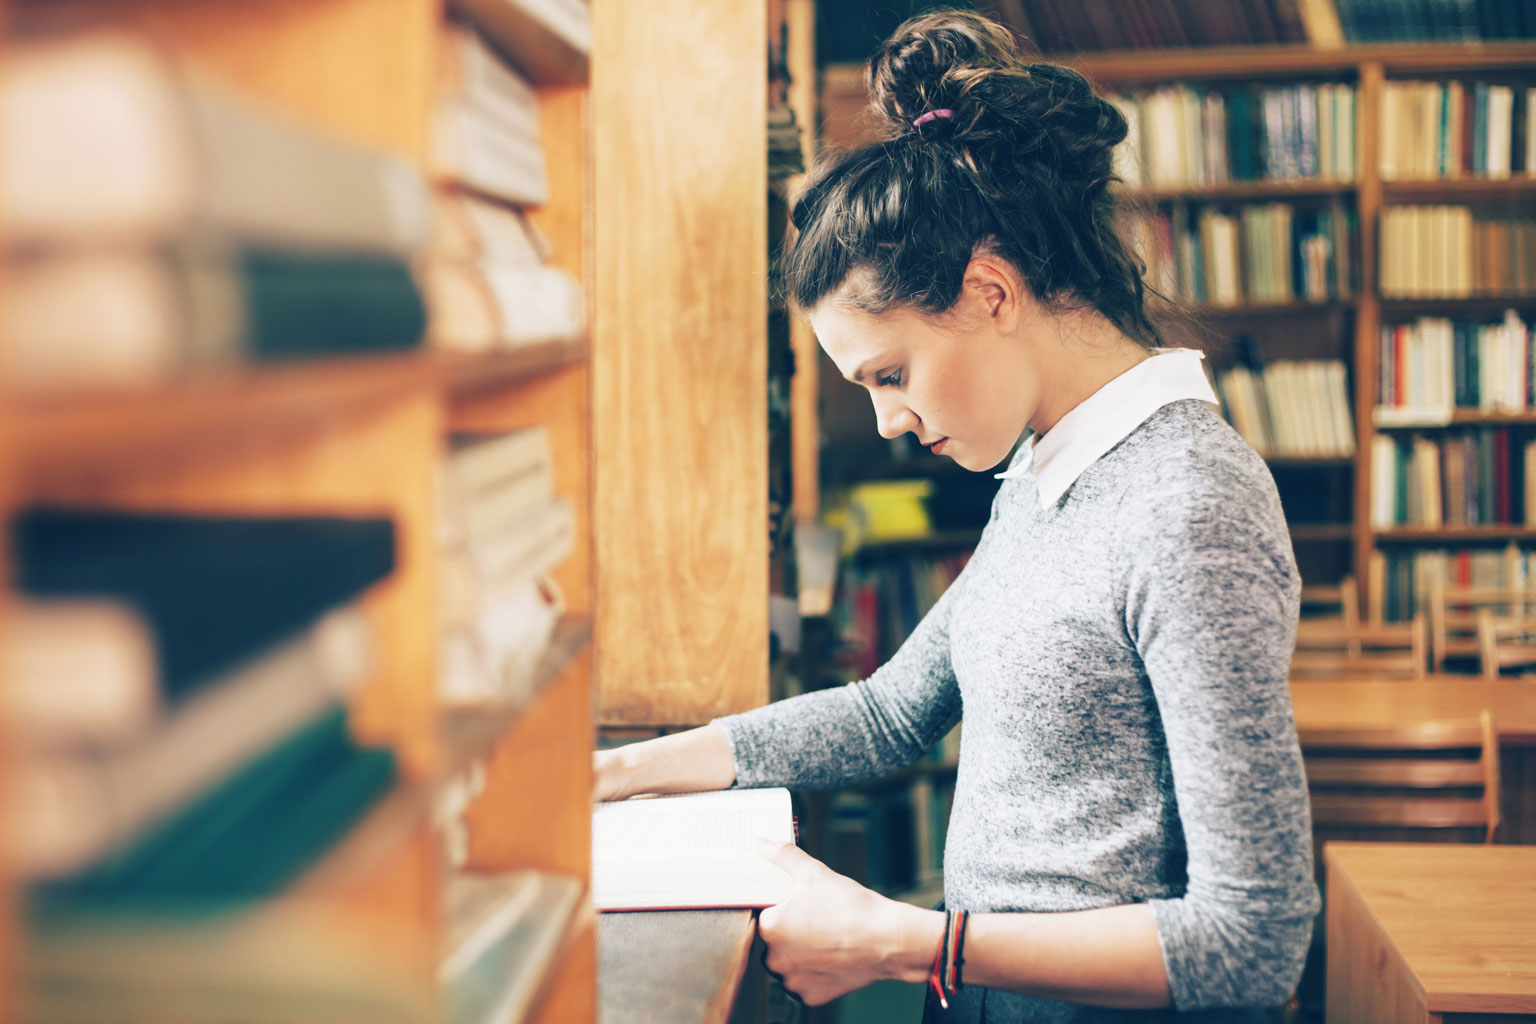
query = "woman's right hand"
xmin=590 ymin=723 xmax=739 ymax=804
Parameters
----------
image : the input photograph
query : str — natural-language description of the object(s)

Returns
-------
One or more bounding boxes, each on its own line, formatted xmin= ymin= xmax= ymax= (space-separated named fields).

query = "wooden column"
xmin=592 ymin=0 xmax=769 ymax=726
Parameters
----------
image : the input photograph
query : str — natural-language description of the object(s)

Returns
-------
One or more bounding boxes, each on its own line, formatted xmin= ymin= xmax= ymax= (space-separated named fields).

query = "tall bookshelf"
xmin=1 ymin=0 xmax=598 ymax=1018
xmin=1067 ymin=42 xmax=1536 ymax=616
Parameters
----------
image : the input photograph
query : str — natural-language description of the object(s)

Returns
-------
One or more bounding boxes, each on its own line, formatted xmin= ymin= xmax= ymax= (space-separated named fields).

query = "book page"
xmin=592 ymin=789 xmax=795 ymax=911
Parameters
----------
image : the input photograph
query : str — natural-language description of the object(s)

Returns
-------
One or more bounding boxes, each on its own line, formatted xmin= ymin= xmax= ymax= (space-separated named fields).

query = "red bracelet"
xmin=928 ymin=909 xmax=969 ymax=1009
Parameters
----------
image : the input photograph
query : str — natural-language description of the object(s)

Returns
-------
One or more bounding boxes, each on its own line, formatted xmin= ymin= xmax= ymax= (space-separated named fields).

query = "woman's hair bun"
xmin=867 ymin=9 xmax=1127 ymax=182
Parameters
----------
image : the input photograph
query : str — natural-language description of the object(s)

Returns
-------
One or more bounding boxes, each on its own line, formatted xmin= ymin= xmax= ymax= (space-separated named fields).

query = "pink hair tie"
xmin=912 ymin=108 xmax=955 ymax=128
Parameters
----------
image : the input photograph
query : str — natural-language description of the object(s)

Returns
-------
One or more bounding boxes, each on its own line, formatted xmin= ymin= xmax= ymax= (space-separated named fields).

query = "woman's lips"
xmin=930 ymin=437 xmax=949 ymax=455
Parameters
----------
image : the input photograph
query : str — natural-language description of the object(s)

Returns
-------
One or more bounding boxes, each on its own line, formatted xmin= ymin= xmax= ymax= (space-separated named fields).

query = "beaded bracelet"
xmin=927 ymin=909 xmax=970 ymax=1009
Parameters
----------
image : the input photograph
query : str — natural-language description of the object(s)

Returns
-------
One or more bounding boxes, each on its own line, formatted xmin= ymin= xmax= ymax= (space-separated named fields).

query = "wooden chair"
xmin=1426 ymin=574 xmax=1536 ymax=672
xmin=1299 ymin=576 xmax=1360 ymax=629
xmin=1304 ymin=710 xmax=1502 ymax=850
xmin=1291 ymin=614 xmax=1427 ymax=680
xmin=1475 ymin=609 xmax=1536 ymax=680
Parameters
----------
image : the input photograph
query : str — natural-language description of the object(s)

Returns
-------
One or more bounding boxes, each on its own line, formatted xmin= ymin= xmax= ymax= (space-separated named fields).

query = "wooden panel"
xmin=1326 ymin=854 xmax=1433 ymax=1024
xmin=1354 ymin=60 xmax=1384 ymax=601
xmin=592 ymin=1 xmax=769 ymax=726
xmin=26 ymin=392 xmax=445 ymax=778
xmin=598 ymin=910 xmax=757 ymax=1024
xmin=531 ymin=917 xmax=598 ymax=1024
xmin=14 ymin=0 xmax=438 ymax=158
xmin=1327 ymin=843 xmax=1536 ymax=1015
xmin=464 ymin=646 xmax=593 ymax=879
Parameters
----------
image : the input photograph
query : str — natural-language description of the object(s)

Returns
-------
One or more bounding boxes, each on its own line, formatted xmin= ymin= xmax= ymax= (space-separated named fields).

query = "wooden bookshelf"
xmin=0 ymin=0 xmax=608 ymax=1017
xmin=1123 ymin=180 xmax=1358 ymax=202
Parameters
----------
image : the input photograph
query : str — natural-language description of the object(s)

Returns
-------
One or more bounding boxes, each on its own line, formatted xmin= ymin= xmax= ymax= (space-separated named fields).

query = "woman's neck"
xmin=1027 ymin=310 xmax=1152 ymax=438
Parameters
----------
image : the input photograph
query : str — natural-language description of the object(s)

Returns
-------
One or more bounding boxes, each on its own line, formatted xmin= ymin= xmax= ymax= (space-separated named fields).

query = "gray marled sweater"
xmin=715 ymin=399 xmax=1321 ymax=1015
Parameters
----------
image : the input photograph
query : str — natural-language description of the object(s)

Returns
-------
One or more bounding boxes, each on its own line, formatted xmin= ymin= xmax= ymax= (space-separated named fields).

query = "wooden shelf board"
xmin=1155 ymin=299 xmax=1355 ymax=319
xmin=439 ymin=878 xmax=592 ymax=1014
xmin=441 ymin=340 xmax=589 ymax=398
xmin=441 ymin=615 xmax=593 ymax=777
xmin=1380 ymin=296 xmax=1536 ymax=316
xmin=1123 ymin=180 xmax=1356 ymax=202
xmin=1376 ymin=527 xmax=1536 ymax=544
xmin=10 ymin=346 xmax=589 ymax=484
xmin=598 ymin=909 xmax=756 ymax=1024
xmin=1291 ymin=524 xmax=1354 ymax=542
xmin=1375 ymin=410 xmax=1536 ymax=428
xmin=450 ymin=0 xmax=589 ymax=86
xmin=1067 ymin=41 xmax=1536 ymax=84
xmin=1383 ymin=177 xmax=1536 ymax=202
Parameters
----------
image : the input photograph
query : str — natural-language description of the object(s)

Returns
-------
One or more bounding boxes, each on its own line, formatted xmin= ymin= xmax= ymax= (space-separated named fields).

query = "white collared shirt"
xmin=995 ymin=347 xmax=1219 ymax=509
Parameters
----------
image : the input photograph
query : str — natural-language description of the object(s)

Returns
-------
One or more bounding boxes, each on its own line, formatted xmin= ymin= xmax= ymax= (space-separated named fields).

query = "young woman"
xmin=594 ymin=10 xmax=1319 ymax=1022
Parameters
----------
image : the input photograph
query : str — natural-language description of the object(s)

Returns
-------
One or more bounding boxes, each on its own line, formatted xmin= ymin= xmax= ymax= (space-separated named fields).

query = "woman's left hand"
xmin=755 ymin=839 xmax=943 ymax=1005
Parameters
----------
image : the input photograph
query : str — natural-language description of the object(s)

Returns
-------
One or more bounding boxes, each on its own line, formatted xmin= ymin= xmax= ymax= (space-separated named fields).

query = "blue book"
xmin=1473 ymin=83 xmax=1489 ymax=175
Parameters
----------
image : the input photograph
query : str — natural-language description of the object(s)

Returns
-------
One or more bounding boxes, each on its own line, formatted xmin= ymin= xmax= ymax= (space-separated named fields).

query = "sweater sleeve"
xmin=710 ymin=547 xmax=971 ymax=790
xmin=1116 ymin=451 xmax=1321 ymax=1011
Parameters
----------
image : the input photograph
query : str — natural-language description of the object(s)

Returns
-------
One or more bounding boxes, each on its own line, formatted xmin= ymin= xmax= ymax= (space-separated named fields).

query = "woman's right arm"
xmin=594 ymin=548 xmax=977 ymax=801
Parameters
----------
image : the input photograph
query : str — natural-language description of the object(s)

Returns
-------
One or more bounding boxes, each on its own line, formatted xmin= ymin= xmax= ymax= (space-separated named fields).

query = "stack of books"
xmin=0 ymin=34 xmax=432 ymax=393
xmin=1381 ymin=81 xmax=1535 ymax=180
xmin=1217 ymin=358 xmax=1355 ymax=458
xmin=1336 ymin=0 xmax=1536 ymax=43
xmin=1371 ymin=544 xmax=1536 ymax=624
xmin=437 ymin=427 xmax=574 ymax=707
xmin=1379 ymin=207 xmax=1536 ymax=297
xmin=1134 ymin=201 xmax=1355 ymax=306
xmin=1109 ymin=83 xmax=1357 ymax=188
xmin=1376 ymin=311 xmax=1534 ymax=423
xmin=1370 ymin=427 xmax=1536 ymax=528
xmin=6 ymin=512 xmax=399 ymax=893
xmin=423 ymin=15 xmax=587 ymax=352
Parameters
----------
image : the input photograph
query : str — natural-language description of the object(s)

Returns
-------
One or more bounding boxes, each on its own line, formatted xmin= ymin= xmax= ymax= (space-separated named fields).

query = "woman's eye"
xmin=876 ymin=370 xmax=903 ymax=388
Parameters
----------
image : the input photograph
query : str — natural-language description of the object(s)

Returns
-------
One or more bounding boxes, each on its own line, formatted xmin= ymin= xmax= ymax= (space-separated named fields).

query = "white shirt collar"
xmin=995 ymin=347 xmax=1219 ymax=509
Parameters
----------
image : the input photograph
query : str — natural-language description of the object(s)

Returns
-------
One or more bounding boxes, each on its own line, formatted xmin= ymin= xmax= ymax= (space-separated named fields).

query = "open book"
xmin=592 ymin=789 xmax=795 ymax=912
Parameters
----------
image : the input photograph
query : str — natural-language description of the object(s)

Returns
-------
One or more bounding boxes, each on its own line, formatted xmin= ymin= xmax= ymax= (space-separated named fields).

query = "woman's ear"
xmin=960 ymin=255 xmax=1025 ymax=332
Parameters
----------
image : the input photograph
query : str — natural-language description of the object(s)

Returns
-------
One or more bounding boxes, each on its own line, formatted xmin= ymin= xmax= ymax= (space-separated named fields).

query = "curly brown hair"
xmin=784 ymin=9 xmax=1162 ymax=348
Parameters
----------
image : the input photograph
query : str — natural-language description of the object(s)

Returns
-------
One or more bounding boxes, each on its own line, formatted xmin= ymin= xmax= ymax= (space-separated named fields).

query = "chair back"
xmin=1299 ymin=576 xmax=1359 ymax=629
xmin=1475 ymin=608 xmax=1536 ymax=680
xmin=1426 ymin=574 xmax=1536 ymax=672
xmin=1291 ymin=614 xmax=1426 ymax=680
xmin=1303 ymin=709 xmax=1502 ymax=853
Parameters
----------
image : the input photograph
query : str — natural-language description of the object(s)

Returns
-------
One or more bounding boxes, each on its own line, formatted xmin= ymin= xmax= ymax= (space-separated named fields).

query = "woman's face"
xmin=810 ymin=268 xmax=1040 ymax=473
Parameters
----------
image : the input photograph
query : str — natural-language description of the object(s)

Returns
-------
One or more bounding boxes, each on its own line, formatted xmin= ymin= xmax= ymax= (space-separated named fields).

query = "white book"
xmin=1527 ymin=89 xmax=1536 ymax=178
xmin=1486 ymin=85 xmax=1513 ymax=179
xmin=592 ymin=789 xmax=796 ymax=911
xmin=1328 ymin=360 xmax=1356 ymax=456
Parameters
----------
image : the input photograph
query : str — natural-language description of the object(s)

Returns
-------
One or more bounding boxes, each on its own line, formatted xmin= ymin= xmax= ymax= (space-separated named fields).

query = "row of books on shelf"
xmin=822 ymin=770 xmax=953 ymax=899
xmin=839 ymin=553 xmax=969 ymax=678
xmin=1368 ymin=426 xmax=1536 ymax=526
xmin=1381 ymin=81 xmax=1536 ymax=180
xmin=1370 ymin=544 xmax=1536 ymax=624
xmin=1216 ymin=358 xmax=1356 ymax=458
xmin=1108 ymin=83 xmax=1358 ymax=189
xmin=1379 ymin=207 xmax=1536 ymax=298
xmin=0 ymin=8 xmax=587 ymax=393
xmin=1132 ymin=202 xmax=1354 ymax=307
xmin=1020 ymin=0 xmax=1312 ymax=53
xmin=1375 ymin=311 xmax=1534 ymax=422
xmin=1335 ymin=0 xmax=1536 ymax=42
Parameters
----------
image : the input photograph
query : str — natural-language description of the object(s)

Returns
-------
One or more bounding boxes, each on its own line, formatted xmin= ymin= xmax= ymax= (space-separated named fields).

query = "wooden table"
xmin=1325 ymin=843 xmax=1536 ymax=1023
xmin=1290 ymin=676 xmax=1536 ymax=843
xmin=597 ymin=910 xmax=759 ymax=1024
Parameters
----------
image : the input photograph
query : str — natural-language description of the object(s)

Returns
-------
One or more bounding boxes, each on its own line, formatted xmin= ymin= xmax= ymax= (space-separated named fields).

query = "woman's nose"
xmin=873 ymin=397 xmax=916 ymax=440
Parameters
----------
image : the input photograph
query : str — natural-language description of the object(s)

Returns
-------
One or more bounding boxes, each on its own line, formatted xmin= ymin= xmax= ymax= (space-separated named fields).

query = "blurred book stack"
xmin=0 ymin=34 xmax=432 ymax=393
xmin=1379 ymin=207 xmax=1536 ymax=298
xmin=1381 ymin=80 xmax=1535 ymax=180
xmin=1133 ymin=201 xmax=1355 ymax=306
xmin=1109 ymin=82 xmax=1357 ymax=188
xmin=1370 ymin=426 xmax=1536 ymax=528
xmin=1375 ymin=311 xmax=1534 ymax=424
xmin=424 ymin=15 xmax=586 ymax=352
xmin=1372 ymin=543 xmax=1536 ymax=623
xmin=1335 ymin=0 xmax=1536 ymax=42
xmin=1217 ymin=359 xmax=1356 ymax=459
xmin=6 ymin=512 xmax=399 ymax=890
xmin=437 ymin=427 xmax=572 ymax=707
